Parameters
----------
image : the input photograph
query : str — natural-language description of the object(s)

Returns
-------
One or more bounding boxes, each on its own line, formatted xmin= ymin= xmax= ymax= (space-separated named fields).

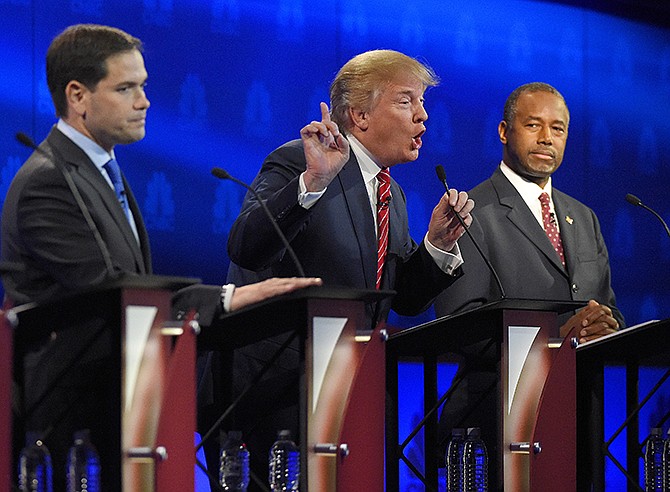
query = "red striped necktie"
xmin=376 ymin=168 xmax=391 ymax=289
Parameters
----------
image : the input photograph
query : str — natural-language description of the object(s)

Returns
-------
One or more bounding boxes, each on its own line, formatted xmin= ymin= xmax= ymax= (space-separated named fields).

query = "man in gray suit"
xmin=434 ymin=82 xmax=623 ymax=470
xmin=435 ymin=82 xmax=623 ymax=338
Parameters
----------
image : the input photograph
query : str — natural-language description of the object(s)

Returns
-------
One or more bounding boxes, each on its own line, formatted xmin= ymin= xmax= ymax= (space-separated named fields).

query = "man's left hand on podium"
xmin=560 ymin=299 xmax=619 ymax=343
xmin=230 ymin=277 xmax=323 ymax=312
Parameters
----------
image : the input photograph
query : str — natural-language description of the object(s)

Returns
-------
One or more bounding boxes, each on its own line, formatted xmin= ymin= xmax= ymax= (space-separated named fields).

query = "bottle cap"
xmin=228 ymin=430 xmax=243 ymax=441
xmin=220 ymin=430 xmax=246 ymax=450
xmin=277 ymin=429 xmax=292 ymax=440
xmin=25 ymin=431 xmax=44 ymax=447
xmin=466 ymin=427 xmax=481 ymax=438
xmin=451 ymin=428 xmax=465 ymax=437
xmin=73 ymin=429 xmax=92 ymax=442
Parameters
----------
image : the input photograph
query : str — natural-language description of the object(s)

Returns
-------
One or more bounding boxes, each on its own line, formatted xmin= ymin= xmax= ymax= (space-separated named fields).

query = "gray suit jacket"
xmin=1 ymin=127 xmax=151 ymax=305
xmin=434 ymin=166 xmax=624 ymax=328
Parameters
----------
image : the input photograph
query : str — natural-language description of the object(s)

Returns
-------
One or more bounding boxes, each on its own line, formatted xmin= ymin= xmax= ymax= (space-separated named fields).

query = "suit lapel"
xmin=386 ymin=179 xmax=404 ymax=256
xmin=552 ymin=192 xmax=576 ymax=276
xmin=335 ymin=153 xmax=377 ymax=289
xmin=491 ymin=169 xmax=567 ymax=276
xmin=48 ymin=129 xmax=148 ymax=272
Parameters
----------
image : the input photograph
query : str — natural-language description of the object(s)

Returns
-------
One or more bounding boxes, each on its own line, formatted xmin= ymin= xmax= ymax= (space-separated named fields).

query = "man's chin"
xmin=121 ymin=130 xmax=146 ymax=144
xmin=403 ymin=150 xmax=420 ymax=163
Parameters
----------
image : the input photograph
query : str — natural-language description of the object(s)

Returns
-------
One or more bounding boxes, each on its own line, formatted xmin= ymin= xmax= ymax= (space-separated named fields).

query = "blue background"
xmin=2 ymin=0 xmax=669 ymax=489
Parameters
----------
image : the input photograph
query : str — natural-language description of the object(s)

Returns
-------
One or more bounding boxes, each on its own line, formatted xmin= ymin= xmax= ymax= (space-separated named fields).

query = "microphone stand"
xmin=211 ymin=167 xmax=306 ymax=277
xmin=625 ymin=193 xmax=670 ymax=238
xmin=435 ymin=165 xmax=506 ymax=299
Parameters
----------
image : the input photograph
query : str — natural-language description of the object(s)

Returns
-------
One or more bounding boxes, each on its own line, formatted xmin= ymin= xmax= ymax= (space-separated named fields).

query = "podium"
xmin=576 ymin=318 xmax=670 ymax=489
xmin=386 ymin=298 xmax=584 ymax=491
xmin=197 ymin=286 xmax=391 ymax=491
xmin=6 ymin=275 xmax=198 ymax=491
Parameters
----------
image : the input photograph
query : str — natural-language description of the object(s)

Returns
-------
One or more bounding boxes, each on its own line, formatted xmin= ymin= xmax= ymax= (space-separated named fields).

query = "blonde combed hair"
xmin=329 ymin=50 xmax=439 ymax=133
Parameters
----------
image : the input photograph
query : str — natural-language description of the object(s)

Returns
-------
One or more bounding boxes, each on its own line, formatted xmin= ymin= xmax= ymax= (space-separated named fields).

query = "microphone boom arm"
xmin=626 ymin=193 xmax=670 ymax=239
xmin=435 ymin=165 xmax=506 ymax=299
xmin=211 ymin=167 xmax=306 ymax=277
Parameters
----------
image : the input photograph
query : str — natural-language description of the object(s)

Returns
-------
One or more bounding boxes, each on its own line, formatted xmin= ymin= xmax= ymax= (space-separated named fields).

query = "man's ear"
xmin=348 ymin=107 xmax=369 ymax=131
xmin=498 ymin=120 xmax=508 ymax=144
xmin=65 ymin=80 xmax=89 ymax=118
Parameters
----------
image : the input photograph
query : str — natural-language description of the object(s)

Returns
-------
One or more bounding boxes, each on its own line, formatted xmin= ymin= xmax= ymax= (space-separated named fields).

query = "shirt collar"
xmin=500 ymin=160 xmax=553 ymax=202
xmin=348 ymin=134 xmax=384 ymax=186
xmin=57 ymin=119 xmax=115 ymax=172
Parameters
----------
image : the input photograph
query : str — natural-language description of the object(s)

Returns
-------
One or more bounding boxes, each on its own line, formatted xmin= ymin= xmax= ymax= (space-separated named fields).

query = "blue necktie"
xmin=103 ymin=158 xmax=132 ymax=225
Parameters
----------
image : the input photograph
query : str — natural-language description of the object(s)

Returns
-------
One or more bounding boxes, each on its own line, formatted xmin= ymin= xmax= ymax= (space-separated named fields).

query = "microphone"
xmin=211 ymin=167 xmax=306 ymax=277
xmin=377 ymin=195 xmax=392 ymax=209
xmin=16 ymin=131 xmax=37 ymax=150
xmin=16 ymin=132 xmax=116 ymax=276
xmin=625 ymin=193 xmax=670 ymax=238
xmin=435 ymin=165 xmax=506 ymax=298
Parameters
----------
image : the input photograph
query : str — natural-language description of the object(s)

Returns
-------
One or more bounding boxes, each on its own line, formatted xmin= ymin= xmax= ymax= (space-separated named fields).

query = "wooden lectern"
xmin=386 ymin=298 xmax=584 ymax=491
xmin=6 ymin=275 xmax=198 ymax=491
xmin=197 ymin=286 xmax=391 ymax=491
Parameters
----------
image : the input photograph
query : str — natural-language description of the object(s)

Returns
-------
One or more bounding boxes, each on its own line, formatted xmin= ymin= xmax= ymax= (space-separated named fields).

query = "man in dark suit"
xmin=228 ymin=50 xmax=474 ymax=327
xmin=433 ymin=82 xmax=623 ymax=466
xmin=1 ymin=23 xmax=320 ymax=490
xmin=434 ymin=82 xmax=623 ymax=336
xmin=226 ymin=50 xmax=474 ymax=485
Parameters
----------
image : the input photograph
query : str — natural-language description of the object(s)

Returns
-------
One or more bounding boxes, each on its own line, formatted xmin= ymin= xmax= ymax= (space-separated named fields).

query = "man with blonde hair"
xmin=226 ymin=50 xmax=473 ymax=485
xmin=229 ymin=49 xmax=473 ymax=326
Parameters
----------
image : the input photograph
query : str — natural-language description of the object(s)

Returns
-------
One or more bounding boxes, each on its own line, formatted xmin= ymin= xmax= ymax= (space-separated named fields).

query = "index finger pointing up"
xmin=320 ymin=102 xmax=331 ymax=122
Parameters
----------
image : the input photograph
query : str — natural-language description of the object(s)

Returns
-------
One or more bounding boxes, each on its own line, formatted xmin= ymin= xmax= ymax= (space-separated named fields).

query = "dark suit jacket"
xmin=227 ymin=138 xmax=462 ymax=328
xmin=2 ymin=127 xmax=225 ymax=489
xmin=1 ymin=127 xmax=151 ymax=306
xmin=434 ymin=166 xmax=624 ymax=328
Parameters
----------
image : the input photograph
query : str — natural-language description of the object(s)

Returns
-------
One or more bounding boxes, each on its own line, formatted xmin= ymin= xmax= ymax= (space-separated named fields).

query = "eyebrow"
xmin=114 ymin=77 xmax=148 ymax=87
xmin=394 ymin=89 xmax=423 ymax=98
xmin=525 ymin=115 xmax=566 ymax=125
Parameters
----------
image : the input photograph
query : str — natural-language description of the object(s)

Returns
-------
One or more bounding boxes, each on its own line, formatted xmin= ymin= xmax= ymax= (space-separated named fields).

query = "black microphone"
xmin=377 ymin=195 xmax=392 ymax=209
xmin=435 ymin=165 xmax=506 ymax=298
xmin=16 ymin=132 xmax=116 ymax=276
xmin=211 ymin=167 xmax=306 ymax=277
xmin=625 ymin=193 xmax=670 ymax=238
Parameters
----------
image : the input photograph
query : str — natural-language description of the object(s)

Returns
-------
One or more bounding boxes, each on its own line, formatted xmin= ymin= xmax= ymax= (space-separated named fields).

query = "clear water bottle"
xmin=663 ymin=428 xmax=670 ymax=491
xmin=462 ymin=427 xmax=487 ymax=492
xmin=219 ymin=430 xmax=250 ymax=491
xmin=18 ymin=432 xmax=53 ymax=492
xmin=268 ymin=429 xmax=300 ymax=491
xmin=645 ymin=428 xmax=664 ymax=491
xmin=66 ymin=429 xmax=101 ymax=492
xmin=445 ymin=428 xmax=465 ymax=492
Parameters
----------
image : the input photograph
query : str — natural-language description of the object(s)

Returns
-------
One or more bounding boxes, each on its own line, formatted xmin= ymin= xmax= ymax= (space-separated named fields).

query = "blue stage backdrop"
xmin=1 ymin=1 xmax=669 ymax=490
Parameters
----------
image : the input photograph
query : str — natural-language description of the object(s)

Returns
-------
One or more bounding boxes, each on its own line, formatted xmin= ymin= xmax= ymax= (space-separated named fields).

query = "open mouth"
xmin=412 ymin=130 xmax=425 ymax=150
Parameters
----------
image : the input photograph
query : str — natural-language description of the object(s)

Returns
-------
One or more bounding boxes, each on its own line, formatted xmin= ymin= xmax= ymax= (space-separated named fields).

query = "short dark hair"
xmin=503 ymin=82 xmax=569 ymax=125
xmin=46 ymin=24 xmax=143 ymax=118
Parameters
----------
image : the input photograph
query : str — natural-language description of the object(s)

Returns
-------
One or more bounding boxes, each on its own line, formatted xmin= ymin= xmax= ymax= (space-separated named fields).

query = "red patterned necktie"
xmin=376 ymin=168 xmax=391 ymax=289
xmin=539 ymin=192 xmax=565 ymax=267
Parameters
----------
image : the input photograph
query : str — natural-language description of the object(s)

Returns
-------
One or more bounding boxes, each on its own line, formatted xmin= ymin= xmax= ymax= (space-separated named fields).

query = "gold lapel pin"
xmin=565 ymin=216 xmax=573 ymax=225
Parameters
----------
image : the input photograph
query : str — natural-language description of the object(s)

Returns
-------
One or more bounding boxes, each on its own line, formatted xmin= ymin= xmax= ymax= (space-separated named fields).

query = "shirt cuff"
xmin=424 ymin=233 xmax=464 ymax=276
xmin=298 ymin=172 xmax=326 ymax=209
xmin=220 ymin=283 xmax=236 ymax=313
